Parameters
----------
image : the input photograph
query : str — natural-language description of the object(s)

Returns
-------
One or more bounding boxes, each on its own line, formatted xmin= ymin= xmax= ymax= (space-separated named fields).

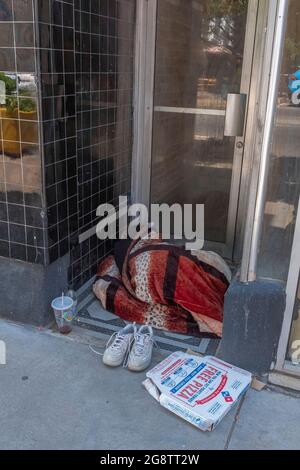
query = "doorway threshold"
xmin=74 ymin=279 xmax=220 ymax=355
xmin=268 ymin=372 xmax=300 ymax=393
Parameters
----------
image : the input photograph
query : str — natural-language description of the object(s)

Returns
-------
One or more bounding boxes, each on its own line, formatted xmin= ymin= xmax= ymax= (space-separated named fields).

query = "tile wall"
xmin=70 ymin=0 xmax=135 ymax=289
xmin=37 ymin=0 xmax=78 ymax=263
xmin=0 ymin=0 xmax=136 ymax=289
xmin=0 ymin=0 xmax=46 ymax=264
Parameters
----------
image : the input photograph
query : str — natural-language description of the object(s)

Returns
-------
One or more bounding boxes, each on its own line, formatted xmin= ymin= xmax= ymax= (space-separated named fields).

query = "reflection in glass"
xmin=17 ymin=73 xmax=38 ymax=99
xmin=150 ymin=0 xmax=249 ymax=244
xmin=0 ymin=72 xmax=17 ymax=117
xmin=258 ymin=0 xmax=300 ymax=282
xmin=0 ymin=72 xmax=38 ymax=157
xmin=0 ymin=65 xmax=43 ymax=260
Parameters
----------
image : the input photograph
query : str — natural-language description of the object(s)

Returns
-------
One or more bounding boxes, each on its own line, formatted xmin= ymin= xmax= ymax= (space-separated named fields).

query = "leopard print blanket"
xmin=93 ymin=235 xmax=231 ymax=337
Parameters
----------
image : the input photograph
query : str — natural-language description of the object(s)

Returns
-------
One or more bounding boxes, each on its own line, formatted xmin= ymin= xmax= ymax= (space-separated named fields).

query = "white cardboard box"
xmin=144 ymin=352 xmax=252 ymax=432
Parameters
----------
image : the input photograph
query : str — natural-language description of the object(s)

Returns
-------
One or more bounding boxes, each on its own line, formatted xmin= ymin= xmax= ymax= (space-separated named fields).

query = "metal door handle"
xmin=224 ymin=93 xmax=247 ymax=137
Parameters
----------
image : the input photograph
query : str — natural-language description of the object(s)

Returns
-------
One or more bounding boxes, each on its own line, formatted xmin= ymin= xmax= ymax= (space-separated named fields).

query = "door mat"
xmin=74 ymin=279 xmax=220 ymax=355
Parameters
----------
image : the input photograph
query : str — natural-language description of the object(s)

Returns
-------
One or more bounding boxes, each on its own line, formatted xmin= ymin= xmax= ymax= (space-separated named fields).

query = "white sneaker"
xmin=103 ymin=324 xmax=136 ymax=367
xmin=127 ymin=325 xmax=154 ymax=372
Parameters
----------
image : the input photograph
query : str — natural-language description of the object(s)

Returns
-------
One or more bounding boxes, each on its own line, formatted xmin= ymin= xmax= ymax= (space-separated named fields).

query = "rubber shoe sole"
xmin=102 ymin=356 xmax=123 ymax=367
xmin=127 ymin=357 xmax=152 ymax=372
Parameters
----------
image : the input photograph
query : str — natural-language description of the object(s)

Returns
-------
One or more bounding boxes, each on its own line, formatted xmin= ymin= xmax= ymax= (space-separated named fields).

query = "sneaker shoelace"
xmin=107 ymin=332 xmax=130 ymax=356
xmin=89 ymin=331 xmax=130 ymax=357
xmin=132 ymin=333 xmax=152 ymax=357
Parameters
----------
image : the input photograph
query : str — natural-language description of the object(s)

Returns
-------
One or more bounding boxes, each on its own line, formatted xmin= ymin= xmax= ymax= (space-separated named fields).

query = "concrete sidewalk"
xmin=0 ymin=320 xmax=299 ymax=450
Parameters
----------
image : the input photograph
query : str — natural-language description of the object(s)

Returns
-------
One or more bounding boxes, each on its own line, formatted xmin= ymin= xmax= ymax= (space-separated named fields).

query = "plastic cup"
xmin=51 ymin=296 xmax=74 ymax=334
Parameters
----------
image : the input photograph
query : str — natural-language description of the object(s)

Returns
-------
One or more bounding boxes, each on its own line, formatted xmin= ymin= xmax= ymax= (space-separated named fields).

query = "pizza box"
xmin=143 ymin=352 xmax=252 ymax=432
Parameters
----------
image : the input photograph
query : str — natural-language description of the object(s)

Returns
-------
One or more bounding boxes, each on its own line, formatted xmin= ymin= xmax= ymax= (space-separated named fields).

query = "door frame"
xmin=132 ymin=0 xmax=157 ymax=207
xmin=132 ymin=0 xmax=269 ymax=260
xmin=224 ymin=0 xmax=260 ymax=259
xmin=275 ymin=195 xmax=300 ymax=377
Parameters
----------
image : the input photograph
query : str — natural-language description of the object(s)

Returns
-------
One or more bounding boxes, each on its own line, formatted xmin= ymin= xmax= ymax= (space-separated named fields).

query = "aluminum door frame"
xmin=132 ymin=0 xmax=261 ymax=260
xmin=132 ymin=0 xmax=157 ymax=207
xmin=275 ymin=196 xmax=300 ymax=377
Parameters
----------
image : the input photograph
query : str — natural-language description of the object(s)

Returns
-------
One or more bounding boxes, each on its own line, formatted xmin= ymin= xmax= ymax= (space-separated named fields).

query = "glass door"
xmin=259 ymin=0 xmax=300 ymax=377
xmin=149 ymin=0 xmax=258 ymax=258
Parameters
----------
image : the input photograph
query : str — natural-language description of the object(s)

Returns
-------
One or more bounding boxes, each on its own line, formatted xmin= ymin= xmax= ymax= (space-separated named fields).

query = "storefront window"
xmin=257 ymin=0 xmax=300 ymax=283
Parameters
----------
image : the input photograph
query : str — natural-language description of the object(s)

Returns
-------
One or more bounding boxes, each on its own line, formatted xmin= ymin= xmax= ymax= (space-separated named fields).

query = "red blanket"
xmin=93 ymin=235 xmax=231 ymax=337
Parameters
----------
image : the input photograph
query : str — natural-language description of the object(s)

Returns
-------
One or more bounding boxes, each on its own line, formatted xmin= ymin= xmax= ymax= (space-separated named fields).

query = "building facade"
xmin=0 ymin=0 xmax=300 ymax=383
